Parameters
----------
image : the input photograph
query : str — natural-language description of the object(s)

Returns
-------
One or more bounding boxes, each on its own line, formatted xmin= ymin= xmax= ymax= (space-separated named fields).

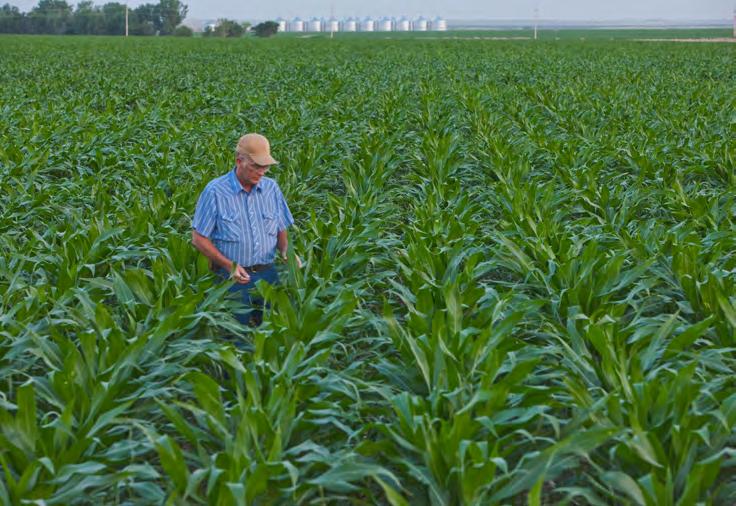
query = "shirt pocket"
xmin=262 ymin=211 xmax=278 ymax=236
xmin=213 ymin=211 xmax=240 ymax=241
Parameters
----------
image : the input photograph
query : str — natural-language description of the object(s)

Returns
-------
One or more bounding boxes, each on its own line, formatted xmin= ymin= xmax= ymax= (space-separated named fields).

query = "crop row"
xmin=1 ymin=36 xmax=735 ymax=504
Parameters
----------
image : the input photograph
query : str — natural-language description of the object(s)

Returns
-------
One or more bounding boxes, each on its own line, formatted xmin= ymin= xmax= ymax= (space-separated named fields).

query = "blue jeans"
xmin=218 ymin=265 xmax=279 ymax=326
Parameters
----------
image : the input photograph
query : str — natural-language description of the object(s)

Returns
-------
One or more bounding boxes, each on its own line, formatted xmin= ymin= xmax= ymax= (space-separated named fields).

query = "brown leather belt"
xmin=243 ymin=263 xmax=272 ymax=273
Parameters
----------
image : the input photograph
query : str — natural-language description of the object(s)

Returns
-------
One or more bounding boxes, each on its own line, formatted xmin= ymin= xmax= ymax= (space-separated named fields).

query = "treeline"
xmin=201 ymin=21 xmax=279 ymax=38
xmin=0 ymin=0 xmax=188 ymax=35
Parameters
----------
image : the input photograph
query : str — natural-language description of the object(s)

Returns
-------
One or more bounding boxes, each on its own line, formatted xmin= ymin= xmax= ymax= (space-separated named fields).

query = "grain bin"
xmin=308 ymin=17 xmax=322 ymax=32
xmin=290 ymin=17 xmax=304 ymax=32
xmin=413 ymin=17 xmax=428 ymax=31
xmin=431 ymin=17 xmax=447 ymax=31
xmin=396 ymin=16 xmax=411 ymax=31
xmin=378 ymin=17 xmax=392 ymax=31
xmin=342 ymin=17 xmax=357 ymax=32
xmin=360 ymin=17 xmax=375 ymax=32
xmin=327 ymin=17 xmax=339 ymax=33
xmin=276 ymin=18 xmax=287 ymax=33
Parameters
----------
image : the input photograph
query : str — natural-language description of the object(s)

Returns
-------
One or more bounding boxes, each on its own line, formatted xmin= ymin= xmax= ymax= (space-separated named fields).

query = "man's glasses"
xmin=238 ymin=157 xmax=270 ymax=173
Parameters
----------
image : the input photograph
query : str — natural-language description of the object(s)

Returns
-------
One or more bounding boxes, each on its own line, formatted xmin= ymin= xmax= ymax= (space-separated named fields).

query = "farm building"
xmin=342 ymin=17 xmax=357 ymax=32
xmin=308 ymin=18 xmax=322 ymax=32
xmin=431 ymin=17 xmax=447 ymax=31
xmin=360 ymin=17 xmax=375 ymax=32
xmin=396 ymin=17 xmax=411 ymax=31
xmin=413 ymin=17 xmax=428 ymax=31
xmin=289 ymin=17 xmax=304 ymax=32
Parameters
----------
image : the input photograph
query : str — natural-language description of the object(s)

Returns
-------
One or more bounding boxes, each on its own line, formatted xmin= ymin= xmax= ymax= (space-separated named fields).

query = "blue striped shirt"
xmin=192 ymin=168 xmax=294 ymax=267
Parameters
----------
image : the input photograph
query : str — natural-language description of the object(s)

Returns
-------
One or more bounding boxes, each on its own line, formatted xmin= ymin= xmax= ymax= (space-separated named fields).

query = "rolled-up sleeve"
xmin=192 ymin=186 xmax=217 ymax=238
xmin=276 ymin=186 xmax=294 ymax=231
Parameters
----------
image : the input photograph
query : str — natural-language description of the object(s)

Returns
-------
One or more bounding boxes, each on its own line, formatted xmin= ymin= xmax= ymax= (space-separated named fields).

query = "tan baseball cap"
xmin=236 ymin=133 xmax=279 ymax=166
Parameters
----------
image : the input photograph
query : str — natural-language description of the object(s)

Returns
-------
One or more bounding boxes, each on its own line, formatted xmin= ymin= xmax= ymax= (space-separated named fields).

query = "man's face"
xmin=236 ymin=155 xmax=270 ymax=186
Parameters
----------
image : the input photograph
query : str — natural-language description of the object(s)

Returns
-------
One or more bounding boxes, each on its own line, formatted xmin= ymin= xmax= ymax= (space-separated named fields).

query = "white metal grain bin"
xmin=431 ymin=17 xmax=447 ymax=31
xmin=276 ymin=18 xmax=287 ymax=33
xmin=342 ymin=17 xmax=357 ymax=32
xmin=290 ymin=17 xmax=304 ymax=32
xmin=378 ymin=17 xmax=392 ymax=31
xmin=396 ymin=17 xmax=411 ymax=31
xmin=327 ymin=17 xmax=339 ymax=32
xmin=360 ymin=17 xmax=375 ymax=32
xmin=413 ymin=17 xmax=428 ymax=31
xmin=308 ymin=17 xmax=321 ymax=32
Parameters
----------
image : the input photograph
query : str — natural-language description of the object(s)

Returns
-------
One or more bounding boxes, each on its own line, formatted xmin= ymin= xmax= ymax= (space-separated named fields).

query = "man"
xmin=191 ymin=133 xmax=298 ymax=326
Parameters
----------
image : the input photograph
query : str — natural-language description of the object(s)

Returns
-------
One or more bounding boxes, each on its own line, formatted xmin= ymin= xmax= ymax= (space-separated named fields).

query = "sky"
xmin=10 ymin=0 xmax=734 ymax=22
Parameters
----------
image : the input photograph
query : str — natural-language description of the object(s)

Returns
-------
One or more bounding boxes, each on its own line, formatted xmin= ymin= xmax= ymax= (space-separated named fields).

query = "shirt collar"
xmin=228 ymin=167 xmax=262 ymax=194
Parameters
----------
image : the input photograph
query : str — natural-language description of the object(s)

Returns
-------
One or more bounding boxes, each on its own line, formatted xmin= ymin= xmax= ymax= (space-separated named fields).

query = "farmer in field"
xmin=191 ymin=133 xmax=298 ymax=326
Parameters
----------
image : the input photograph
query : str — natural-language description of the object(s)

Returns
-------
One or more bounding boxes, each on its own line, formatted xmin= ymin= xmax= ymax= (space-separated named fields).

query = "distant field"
xmin=542 ymin=27 xmax=733 ymax=40
xmin=1 ymin=35 xmax=735 ymax=504
xmin=276 ymin=27 xmax=733 ymax=40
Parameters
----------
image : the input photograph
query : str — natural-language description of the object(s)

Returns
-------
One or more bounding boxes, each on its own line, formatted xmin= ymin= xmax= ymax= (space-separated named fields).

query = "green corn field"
xmin=1 ymin=35 xmax=735 ymax=505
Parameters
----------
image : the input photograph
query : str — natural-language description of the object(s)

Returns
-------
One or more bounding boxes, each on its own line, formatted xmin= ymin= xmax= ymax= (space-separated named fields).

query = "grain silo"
xmin=327 ymin=17 xmax=340 ymax=33
xmin=290 ymin=17 xmax=304 ymax=32
xmin=360 ymin=17 xmax=375 ymax=32
xmin=308 ymin=17 xmax=322 ymax=32
xmin=431 ymin=17 xmax=447 ymax=31
xmin=413 ymin=17 xmax=428 ymax=31
xmin=276 ymin=17 xmax=287 ymax=33
xmin=396 ymin=16 xmax=411 ymax=31
xmin=378 ymin=17 xmax=392 ymax=31
xmin=342 ymin=17 xmax=357 ymax=32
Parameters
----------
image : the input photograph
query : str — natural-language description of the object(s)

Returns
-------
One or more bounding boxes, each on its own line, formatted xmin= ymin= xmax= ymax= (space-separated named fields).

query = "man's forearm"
xmin=191 ymin=231 xmax=233 ymax=271
xmin=277 ymin=229 xmax=288 ymax=258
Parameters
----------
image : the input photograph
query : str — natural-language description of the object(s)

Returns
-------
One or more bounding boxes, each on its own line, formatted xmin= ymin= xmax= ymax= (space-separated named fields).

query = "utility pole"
xmin=330 ymin=3 xmax=334 ymax=39
xmin=733 ymin=4 xmax=735 ymax=38
xmin=533 ymin=6 xmax=539 ymax=40
xmin=125 ymin=3 xmax=129 ymax=36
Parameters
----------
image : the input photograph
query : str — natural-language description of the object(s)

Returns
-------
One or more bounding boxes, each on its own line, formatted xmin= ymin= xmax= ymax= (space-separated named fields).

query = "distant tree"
xmin=29 ymin=0 xmax=72 ymax=34
xmin=100 ymin=2 xmax=126 ymax=35
xmin=213 ymin=18 xmax=244 ymax=37
xmin=0 ymin=4 xmax=26 ymax=33
xmin=253 ymin=20 xmax=278 ymax=37
xmin=0 ymin=0 xmax=188 ymax=35
xmin=156 ymin=0 xmax=187 ymax=35
xmin=71 ymin=0 xmax=104 ymax=35
xmin=173 ymin=24 xmax=192 ymax=36
xmin=131 ymin=3 xmax=156 ymax=35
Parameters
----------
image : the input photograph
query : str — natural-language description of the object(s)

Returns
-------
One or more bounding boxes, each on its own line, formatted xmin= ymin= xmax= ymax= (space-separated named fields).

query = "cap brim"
xmin=251 ymin=154 xmax=278 ymax=166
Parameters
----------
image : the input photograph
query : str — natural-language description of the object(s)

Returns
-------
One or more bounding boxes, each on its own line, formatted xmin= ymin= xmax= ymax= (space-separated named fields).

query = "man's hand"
xmin=232 ymin=264 xmax=251 ymax=284
xmin=280 ymin=251 xmax=303 ymax=269
xmin=192 ymin=230 xmax=239 ymax=275
xmin=276 ymin=229 xmax=302 ymax=269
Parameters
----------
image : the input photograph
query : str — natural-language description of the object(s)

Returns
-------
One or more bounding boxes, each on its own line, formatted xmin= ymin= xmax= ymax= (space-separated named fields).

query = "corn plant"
xmin=2 ymin=34 xmax=735 ymax=504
